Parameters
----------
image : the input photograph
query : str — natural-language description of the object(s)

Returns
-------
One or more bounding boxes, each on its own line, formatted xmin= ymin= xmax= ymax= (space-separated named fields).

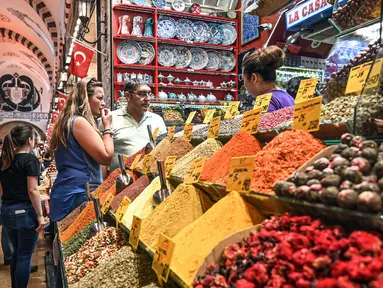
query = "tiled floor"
xmin=0 ymin=226 xmax=50 ymax=288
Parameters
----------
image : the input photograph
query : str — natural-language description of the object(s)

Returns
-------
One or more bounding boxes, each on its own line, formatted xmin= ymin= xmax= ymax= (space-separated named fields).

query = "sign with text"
xmin=345 ymin=61 xmax=373 ymax=94
xmin=184 ymin=157 xmax=207 ymax=184
xmin=115 ymin=196 xmax=131 ymax=224
xmin=152 ymin=127 xmax=160 ymax=141
xmin=224 ymin=101 xmax=240 ymax=119
xmin=203 ymin=109 xmax=216 ymax=124
xmin=295 ymin=78 xmax=318 ymax=103
xmin=185 ymin=111 xmax=196 ymax=124
xmin=130 ymin=154 xmax=142 ymax=170
xmin=167 ymin=126 xmax=175 ymax=141
xmin=183 ymin=124 xmax=193 ymax=141
xmin=164 ymin=156 xmax=177 ymax=177
xmin=239 ymin=108 xmax=262 ymax=134
xmin=207 ymin=116 xmax=221 ymax=139
xmin=293 ymin=96 xmax=322 ymax=132
xmin=366 ymin=58 xmax=383 ymax=89
xmin=254 ymin=93 xmax=272 ymax=113
xmin=129 ymin=215 xmax=142 ymax=250
xmin=227 ymin=156 xmax=256 ymax=192
xmin=101 ymin=193 xmax=114 ymax=215
xmin=142 ymin=154 xmax=153 ymax=174
xmin=152 ymin=233 xmax=176 ymax=282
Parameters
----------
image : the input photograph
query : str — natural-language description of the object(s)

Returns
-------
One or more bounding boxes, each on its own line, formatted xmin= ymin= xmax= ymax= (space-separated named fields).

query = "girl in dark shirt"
xmin=0 ymin=124 xmax=49 ymax=288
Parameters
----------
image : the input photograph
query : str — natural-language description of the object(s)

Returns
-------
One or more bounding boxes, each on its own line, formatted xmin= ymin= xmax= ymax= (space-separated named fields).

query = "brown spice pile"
xmin=91 ymin=168 xmax=121 ymax=198
xmin=58 ymin=204 xmax=83 ymax=233
xmin=135 ymin=139 xmax=172 ymax=171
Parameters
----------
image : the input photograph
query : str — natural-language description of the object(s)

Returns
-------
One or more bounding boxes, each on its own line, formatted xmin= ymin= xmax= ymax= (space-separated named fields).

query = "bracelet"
xmin=103 ymin=131 xmax=113 ymax=136
xmin=102 ymin=128 xmax=112 ymax=134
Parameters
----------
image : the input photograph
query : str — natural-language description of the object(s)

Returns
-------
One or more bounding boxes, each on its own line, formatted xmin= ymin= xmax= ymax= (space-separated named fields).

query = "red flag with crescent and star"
xmin=57 ymin=92 xmax=68 ymax=111
xmin=51 ymin=111 xmax=59 ymax=123
xmin=68 ymin=41 xmax=94 ymax=78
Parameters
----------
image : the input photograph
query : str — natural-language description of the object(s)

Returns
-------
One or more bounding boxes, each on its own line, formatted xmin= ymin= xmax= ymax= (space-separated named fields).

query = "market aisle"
xmin=0 ymin=226 xmax=49 ymax=288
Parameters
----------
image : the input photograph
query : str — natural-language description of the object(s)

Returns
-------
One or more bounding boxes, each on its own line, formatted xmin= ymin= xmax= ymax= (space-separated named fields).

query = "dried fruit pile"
xmin=275 ymin=133 xmax=383 ymax=214
xmin=194 ymin=213 xmax=383 ymax=288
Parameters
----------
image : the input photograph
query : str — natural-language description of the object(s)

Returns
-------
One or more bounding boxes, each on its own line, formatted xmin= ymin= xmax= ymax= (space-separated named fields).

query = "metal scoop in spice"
xmin=89 ymin=197 xmax=105 ymax=238
xmin=116 ymin=154 xmax=133 ymax=194
xmin=146 ymin=125 xmax=156 ymax=150
xmin=153 ymin=160 xmax=172 ymax=207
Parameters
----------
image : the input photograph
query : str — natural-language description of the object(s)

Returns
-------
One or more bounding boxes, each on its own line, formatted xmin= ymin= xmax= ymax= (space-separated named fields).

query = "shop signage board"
xmin=129 ymin=215 xmax=142 ymax=250
xmin=295 ymin=78 xmax=318 ymax=103
xmin=183 ymin=124 xmax=193 ymax=141
xmin=184 ymin=157 xmax=207 ymax=184
xmin=167 ymin=126 xmax=176 ymax=141
xmin=240 ymin=108 xmax=262 ymax=134
xmin=293 ymin=96 xmax=322 ymax=132
xmin=130 ymin=154 xmax=142 ymax=170
xmin=208 ymin=116 xmax=221 ymax=139
xmin=226 ymin=156 xmax=257 ymax=192
xmin=101 ymin=193 xmax=114 ymax=215
xmin=185 ymin=111 xmax=196 ymax=124
xmin=254 ymin=93 xmax=272 ymax=113
xmin=152 ymin=233 xmax=176 ymax=282
xmin=345 ymin=62 xmax=373 ymax=94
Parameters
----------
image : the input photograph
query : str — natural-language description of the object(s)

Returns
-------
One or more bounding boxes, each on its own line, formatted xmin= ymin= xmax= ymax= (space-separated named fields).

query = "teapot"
xmin=116 ymin=72 xmax=123 ymax=83
xmin=206 ymin=80 xmax=213 ymax=87
xmin=224 ymin=93 xmax=234 ymax=101
xmin=158 ymin=90 xmax=168 ymax=100
xmin=158 ymin=73 xmax=165 ymax=82
xmin=198 ymin=94 xmax=206 ymax=102
xmin=220 ymin=82 xmax=227 ymax=88
xmin=123 ymin=72 xmax=129 ymax=82
xmin=137 ymin=73 xmax=143 ymax=80
xmin=188 ymin=92 xmax=197 ymax=102
xmin=206 ymin=93 xmax=216 ymax=102
xmin=143 ymin=73 xmax=150 ymax=83
xmin=193 ymin=80 xmax=199 ymax=86
xmin=167 ymin=74 xmax=175 ymax=83
xmin=184 ymin=77 xmax=191 ymax=85
xmin=130 ymin=72 xmax=137 ymax=80
xmin=178 ymin=93 xmax=187 ymax=102
xmin=228 ymin=80 xmax=236 ymax=87
xmin=169 ymin=92 xmax=177 ymax=100
xmin=174 ymin=77 xmax=182 ymax=84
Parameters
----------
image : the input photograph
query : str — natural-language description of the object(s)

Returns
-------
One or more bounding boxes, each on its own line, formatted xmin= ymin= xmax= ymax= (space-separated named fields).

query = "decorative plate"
xmin=173 ymin=46 xmax=192 ymax=68
xmin=220 ymin=24 xmax=237 ymax=45
xmin=175 ymin=19 xmax=194 ymax=41
xmin=138 ymin=42 xmax=155 ymax=65
xmin=208 ymin=23 xmax=223 ymax=44
xmin=191 ymin=3 xmax=201 ymax=14
xmin=133 ymin=0 xmax=147 ymax=6
xmin=227 ymin=11 xmax=237 ymax=19
xmin=153 ymin=0 xmax=166 ymax=8
xmin=192 ymin=21 xmax=210 ymax=43
xmin=117 ymin=40 xmax=142 ymax=64
xmin=172 ymin=0 xmax=185 ymax=11
xmin=206 ymin=50 xmax=221 ymax=71
xmin=157 ymin=16 xmax=177 ymax=39
xmin=189 ymin=48 xmax=208 ymax=70
xmin=219 ymin=51 xmax=236 ymax=72
xmin=158 ymin=45 xmax=176 ymax=67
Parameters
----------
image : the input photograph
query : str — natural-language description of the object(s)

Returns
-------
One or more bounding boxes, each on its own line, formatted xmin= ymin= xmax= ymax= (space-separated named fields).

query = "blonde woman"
xmin=49 ymin=77 xmax=114 ymax=222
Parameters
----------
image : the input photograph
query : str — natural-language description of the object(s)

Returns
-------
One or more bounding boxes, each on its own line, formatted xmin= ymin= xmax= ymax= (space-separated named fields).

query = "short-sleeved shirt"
xmin=0 ymin=153 xmax=40 ymax=205
xmin=266 ymin=89 xmax=295 ymax=112
xmin=101 ymin=108 xmax=167 ymax=171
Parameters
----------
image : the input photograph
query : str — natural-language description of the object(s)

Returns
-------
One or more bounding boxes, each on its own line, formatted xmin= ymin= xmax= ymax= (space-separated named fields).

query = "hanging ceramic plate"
xmin=219 ymin=51 xmax=236 ymax=72
xmin=175 ymin=19 xmax=194 ymax=41
xmin=220 ymin=24 xmax=237 ymax=45
xmin=133 ymin=0 xmax=147 ymax=6
xmin=172 ymin=0 xmax=185 ymax=11
xmin=153 ymin=0 xmax=166 ymax=8
xmin=191 ymin=3 xmax=201 ymax=14
xmin=192 ymin=21 xmax=210 ymax=43
xmin=138 ymin=42 xmax=155 ymax=65
xmin=158 ymin=45 xmax=176 ymax=67
xmin=117 ymin=40 xmax=142 ymax=64
xmin=206 ymin=50 xmax=221 ymax=71
xmin=208 ymin=23 xmax=223 ymax=44
xmin=189 ymin=48 xmax=208 ymax=70
xmin=157 ymin=16 xmax=177 ymax=39
xmin=173 ymin=46 xmax=192 ymax=68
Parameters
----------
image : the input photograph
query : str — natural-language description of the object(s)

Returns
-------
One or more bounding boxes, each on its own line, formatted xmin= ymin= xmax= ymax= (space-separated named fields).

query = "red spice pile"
xmin=195 ymin=213 xmax=383 ymax=288
xmin=200 ymin=132 xmax=262 ymax=183
xmin=91 ymin=168 xmax=121 ymax=198
xmin=251 ymin=130 xmax=325 ymax=194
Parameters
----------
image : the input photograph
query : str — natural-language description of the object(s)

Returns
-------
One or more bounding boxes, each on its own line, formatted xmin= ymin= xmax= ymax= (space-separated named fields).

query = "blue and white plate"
xmin=220 ymin=24 xmax=237 ymax=45
xmin=173 ymin=46 xmax=192 ymax=68
xmin=157 ymin=16 xmax=177 ymax=39
xmin=133 ymin=0 xmax=147 ymax=6
xmin=192 ymin=21 xmax=210 ymax=43
xmin=206 ymin=50 xmax=221 ymax=71
xmin=175 ymin=19 xmax=194 ymax=41
xmin=158 ymin=45 xmax=176 ymax=67
xmin=153 ymin=0 xmax=166 ymax=8
xmin=138 ymin=42 xmax=155 ymax=65
xmin=189 ymin=48 xmax=208 ymax=70
xmin=117 ymin=40 xmax=142 ymax=64
xmin=219 ymin=51 xmax=236 ymax=71
xmin=208 ymin=23 xmax=223 ymax=44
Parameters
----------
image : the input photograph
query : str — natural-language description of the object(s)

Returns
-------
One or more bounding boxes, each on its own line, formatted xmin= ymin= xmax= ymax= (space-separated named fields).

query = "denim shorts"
xmin=1 ymin=202 xmax=38 ymax=231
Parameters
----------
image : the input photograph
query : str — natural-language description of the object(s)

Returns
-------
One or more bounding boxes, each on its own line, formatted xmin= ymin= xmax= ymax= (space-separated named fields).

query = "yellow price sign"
xmin=239 ymin=108 xmax=262 ymax=134
xmin=152 ymin=127 xmax=160 ymax=141
xmin=164 ymin=156 xmax=177 ymax=177
xmin=366 ymin=58 xmax=383 ymax=89
xmin=101 ymin=193 xmax=114 ymax=215
xmin=130 ymin=154 xmax=142 ymax=170
xmin=167 ymin=126 xmax=175 ymax=141
xmin=295 ymin=79 xmax=318 ymax=103
xmin=183 ymin=124 xmax=193 ymax=141
xmin=203 ymin=109 xmax=216 ymax=124
xmin=345 ymin=61 xmax=373 ymax=94
xmin=115 ymin=196 xmax=131 ymax=224
xmin=185 ymin=111 xmax=196 ymax=124
xmin=293 ymin=96 xmax=322 ymax=132
xmin=184 ymin=157 xmax=207 ymax=184
xmin=142 ymin=154 xmax=153 ymax=174
xmin=254 ymin=93 xmax=273 ymax=112
xmin=207 ymin=116 xmax=221 ymax=139
xmin=224 ymin=101 xmax=240 ymax=120
xmin=129 ymin=215 xmax=142 ymax=250
xmin=152 ymin=233 xmax=176 ymax=282
xmin=226 ymin=156 xmax=257 ymax=192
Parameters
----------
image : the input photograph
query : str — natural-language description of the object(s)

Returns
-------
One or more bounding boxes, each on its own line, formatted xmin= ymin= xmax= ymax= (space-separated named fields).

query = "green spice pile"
xmin=62 ymin=220 xmax=96 ymax=258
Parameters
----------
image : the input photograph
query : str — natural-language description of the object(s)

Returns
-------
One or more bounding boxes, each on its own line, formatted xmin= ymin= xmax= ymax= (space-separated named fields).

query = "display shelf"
xmin=158 ymin=38 xmax=237 ymax=51
xmin=112 ymin=3 xmax=156 ymax=13
xmin=115 ymin=82 xmax=156 ymax=86
xmin=114 ymin=34 xmax=156 ymax=42
xmin=114 ymin=64 xmax=157 ymax=70
xmin=158 ymin=67 xmax=236 ymax=76
xmin=156 ymin=8 xmax=237 ymax=24
xmin=158 ymin=84 xmax=236 ymax=91
xmin=278 ymin=66 xmax=325 ymax=73
xmin=329 ymin=17 xmax=380 ymax=38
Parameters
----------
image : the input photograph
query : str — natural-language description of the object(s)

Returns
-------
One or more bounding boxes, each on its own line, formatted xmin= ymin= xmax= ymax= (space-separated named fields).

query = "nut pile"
xmin=259 ymin=107 xmax=294 ymax=130
xmin=320 ymin=95 xmax=358 ymax=122
xmin=163 ymin=109 xmax=184 ymax=123
xmin=355 ymin=93 xmax=383 ymax=135
xmin=193 ymin=117 xmax=243 ymax=138
xmin=275 ymin=133 xmax=383 ymax=214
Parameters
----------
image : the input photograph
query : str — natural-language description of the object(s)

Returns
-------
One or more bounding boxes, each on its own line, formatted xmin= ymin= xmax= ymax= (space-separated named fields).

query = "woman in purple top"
xmin=242 ymin=46 xmax=295 ymax=112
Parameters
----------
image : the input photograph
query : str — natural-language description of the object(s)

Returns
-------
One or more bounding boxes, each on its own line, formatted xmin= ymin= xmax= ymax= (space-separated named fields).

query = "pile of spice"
xmin=62 ymin=220 xmax=96 ymax=258
xmin=58 ymin=204 xmax=84 ymax=233
xmin=99 ymin=183 xmax=117 ymax=203
xmin=140 ymin=184 xmax=211 ymax=250
xmin=320 ymin=95 xmax=358 ymax=123
xmin=65 ymin=227 xmax=126 ymax=284
xmin=171 ymin=191 xmax=265 ymax=285
xmin=195 ymin=213 xmax=383 ymax=288
xmin=122 ymin=177 xmax=161 ymax=229
xmin=156 ymin=126 xmax=185 ymax=143
xmin=125 ymin=146 xmax=147 ymax=168
xmin=200 ymin=132 xmax=262 ymax=183
xmin=109 ymin=175 xmax=150 ymax=213
xmin=250 ymin=130 xmax=325 ymax=194
xmin=135 ymin=139 xmax=172 ymax=171
xmin=91 ymin=168 xmax=121 ymax=198
xmin=174 ymin=124 xmax=207 ymax=138
xmin=259 ymin=107 xmax=294 ymax=130
xmin=171 ymin=139 xmax=222 ymax=178
xmin=70 ymin=245 xmax=159 ymax=288
xmin=193 ymin=117 xmax=243 ymax=138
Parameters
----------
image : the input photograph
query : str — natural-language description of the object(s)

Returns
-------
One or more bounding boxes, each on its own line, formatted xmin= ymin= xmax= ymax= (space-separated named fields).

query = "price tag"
xmin=226 ymin=156 xmax=256 ymax=192
xmin=129 ymin=215 xmax=142 ymax=250
xmin=115 ymin=196 xmax=131 ymax=224
xmin=185 ymin=111 xmax=196 ymax=124
xmin=239 ymin=108 xmax=262 ymax=134
xmin=184 ymin=157 xmax=207 ymax=184
xmin=152 ymin=233 xmax=176 ymax=282
xmin=254 ymin=93 xmax=272 ymax=112
xmin=345 ymin=61 xmax=373 ymax=94
xmin=167 ymin=126 xmax=175 ymax=141
xmin=130 ymin=154 xmax=142 ymax=170
xmin=366 ymin=58 xmax=383 ymax=89
xmin=295 ymin=79 xmax=318 ymax=103
xmin=203 ymin=109 xmax=216 ymax=124
xmin=293 ymin=96 xmax=322 ymax=132
xmin=101 ymin=193 xmax=114 ymax=215
xmin=142 ymin=154 xmax=153 ymax=174
xmin=165 ymin=156 xmax=177 ymax=177
xmin=183 ymin=124 xmax=193 ymax=141
xmin=224 ymin=101 xmax=240 ymax=120
xmin=207 ymin=116 xmax=221 ymax=139
xmin=152 ymin=127 xmax=160 ymax=141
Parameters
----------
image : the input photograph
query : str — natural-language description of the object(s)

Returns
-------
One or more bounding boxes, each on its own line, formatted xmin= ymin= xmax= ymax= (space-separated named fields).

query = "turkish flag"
xmin=57 ymin=92 xmax=67 ymax=111
xmin=46 ymin=124 xmax=54 ymax=137
xmin=51 ymin=111 xmax=59 ymax=123
xmin=68 ymin=41 xmax=94 ymax=78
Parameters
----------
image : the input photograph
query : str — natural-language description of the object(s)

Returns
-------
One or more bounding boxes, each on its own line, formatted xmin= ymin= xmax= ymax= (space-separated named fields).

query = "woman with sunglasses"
xmin=49 ymin=77 xmax=114 ymax=222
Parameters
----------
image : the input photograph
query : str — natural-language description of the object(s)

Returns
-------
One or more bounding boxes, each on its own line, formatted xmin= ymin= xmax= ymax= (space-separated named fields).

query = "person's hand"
xmin=101 ymin=108 xmax=112 ymax=129
xmin=36 ymin=215 xmax=49 ymax=232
